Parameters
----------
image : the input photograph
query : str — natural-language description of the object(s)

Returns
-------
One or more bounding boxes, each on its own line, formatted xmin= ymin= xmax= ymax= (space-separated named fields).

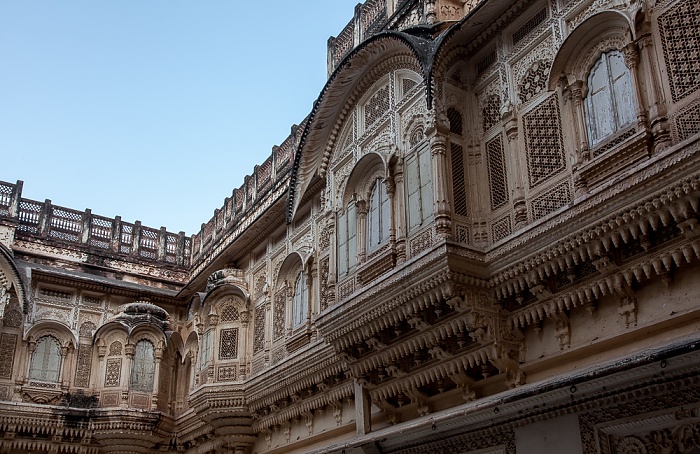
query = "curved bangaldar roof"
xmin=285 ymin=0 xmax=514 ymax=223
xmin=285 ymin=29 xmax=440 ymax=224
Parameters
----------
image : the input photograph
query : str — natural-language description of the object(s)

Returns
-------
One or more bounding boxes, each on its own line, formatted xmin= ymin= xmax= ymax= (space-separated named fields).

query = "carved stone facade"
xmin=0 ymin=0 xmax=699 ymax=452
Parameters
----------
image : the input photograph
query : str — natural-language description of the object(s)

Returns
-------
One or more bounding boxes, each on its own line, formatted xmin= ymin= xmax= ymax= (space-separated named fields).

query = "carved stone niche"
xmin=206 ymin=268 xmax=247 ymax=293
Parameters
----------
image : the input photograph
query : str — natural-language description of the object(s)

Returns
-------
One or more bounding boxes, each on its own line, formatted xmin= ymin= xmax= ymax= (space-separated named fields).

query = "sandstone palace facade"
xmin=1 ymin=0 xmax=699 ymax=452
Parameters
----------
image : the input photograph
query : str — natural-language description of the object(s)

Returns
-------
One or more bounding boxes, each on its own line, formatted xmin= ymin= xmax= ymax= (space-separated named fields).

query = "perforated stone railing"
xmin=188 ymin=123 xmax=300 ymax=265
xmin=0 ymin=180 xmax=191 ymax=267
xmin=327 ymin=0 xmax=415 ymax=76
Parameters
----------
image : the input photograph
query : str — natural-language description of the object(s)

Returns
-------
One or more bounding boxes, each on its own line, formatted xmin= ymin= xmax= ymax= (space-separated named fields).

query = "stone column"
xmin=123 ymin=342 xmax=135 ymax=407
xmin=356 ymin=200 xmax=368 ymax=264
xmin=240 ymin=310 xmax=249 ymax=380
xmin=623 ymin=42 xmax=648 ymax=131
xmin=354 ymin=380 xmax=372 ymax=435
xmin=393 ymin=158 xmax=407 ymax=264
xmin=430 ymin=135 xmax=452 ymax=239
xmin=637 ymin=29 xmax=670 ymax=152
xmin=59 ymin=343 xmax=73 ymax=390
xmin=385 ymin=175 xmax=397 ymax=254
xmin=151 ymin=343 xmax=163 ymax=409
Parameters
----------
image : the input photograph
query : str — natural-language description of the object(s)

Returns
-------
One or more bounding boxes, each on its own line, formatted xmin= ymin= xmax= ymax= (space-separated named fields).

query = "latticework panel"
xmin=477 ymin=51 xmax=496 ymax=75
xmin=447 ymin=108 xmax=463 ymax=136
xmin=220 ymin=328 xmax=239 ymax=360
xmin=658 ymin=0 xmax=700 ymax=103
xmin=49 ymin=207 xmax=82 ymax=243
xmin=273 ymin=290 xmax=286 ymax=340
xmin=524 ymin=95 xmax=566 ymax=188
xmin=220 ymin=302 xmax=240 ymax=323
xmin=402 ymin=78 xmax=418 ymax=97
xmin=74 ymin=344 xmax=92 ymax=388
xmin=519 ymin=60 xmax=550 ymax=103
xmin=513 ymin=8 xmax=548 ymax=44
xmin=104 ymin=358 xmax=122 ymax=387
xmin=253 ymin=307 xmax=265 ymax=354
xmin=482 ymin=95 xmax=501 ymax=133
xmin=451 ymin=143 xmax=468 ymax=217
xmin=492 ymin=215 xmax=512 ymax=243
xmin=530 ymin=180 xmax=572 ymax=221
xmin=0 ymin=183 xmax=12 ymax=216
xmin=18 ymin=199 xmax=41 ymax=233
xmin=217 ymin=366 xmax=237 ymax=382
xmin=0 ymin=334 xmax=17 ymax=380
xmin=486 ymin=134 xmax=509 ymax=210
xmin=674 ymin=98 xmax=700 ymax=141
xmin=319 ymin=256 xmax=330 ymax=311
xmin=364 ymin=84 xmax=390 ymax=129
xmin=455 ymin=223 xmax=470 ymax=244
xmin=89 ymin=216 xmax=113 ymax=249
xmin=139 ymin=227 xmax=158 ymax=260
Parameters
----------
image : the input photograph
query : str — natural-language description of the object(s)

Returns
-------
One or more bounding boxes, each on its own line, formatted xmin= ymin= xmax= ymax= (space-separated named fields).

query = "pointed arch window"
xmin=292 ymin=271 xmax=308 ymax=329
xmin=367 ymin=178 xmax=390 ymax=252
xmin=29 ymin=335 xmax=62 ymax=383
xmin=130 ymin=340 xmax=155 ymax=392
xmin=584 ymin=50 xmax=636 ymax=147
xmin=337 ymin=200 xmax=357 ymax=277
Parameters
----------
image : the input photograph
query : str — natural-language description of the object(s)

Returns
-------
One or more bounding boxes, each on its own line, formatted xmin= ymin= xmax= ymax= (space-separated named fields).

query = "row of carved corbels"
xmin=323 ymin=277 xmax=459 ymax=350
xmin=251 ymin=383 xmax=353 ymax=436
xmin=509 ymin=236 xmax=700 ymax=345
xmin=492 ymin=175 xmax=700 ymax=300
xmin=367 ymin=340 xmax=525 ymax=412
xmin=246 ymin=356 xmax=345 ymax=413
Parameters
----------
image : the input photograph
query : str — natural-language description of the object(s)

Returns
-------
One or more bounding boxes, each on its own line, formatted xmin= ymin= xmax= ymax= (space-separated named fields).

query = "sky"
xmin=0 ymin=1 xmax=360 ymax=235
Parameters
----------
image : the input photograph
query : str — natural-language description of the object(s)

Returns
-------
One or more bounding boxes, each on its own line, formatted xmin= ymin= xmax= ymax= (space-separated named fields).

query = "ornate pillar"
xmin=623 ymin=42 xmax=648 ymax=131
xmin=385 ymin=175 xmax=397 ymax=254
xmin=356 ymin=200 xmax=368 ymax=264
xmin=636 ymin=32 xmax=671 ymax=152
xmin=393 ymin=158 xmax=407 ymax=264
xmin=151 ymin=342 xmax=163 ymax=409
xmin=124 ymin=342 xmax=135 ymax=407
xmin=59 ymin=343 xmax=72 ymax=389
xmin=240 ymin=310 xmax=249 ymax=380
xmin=423 ymin=105 xmax=453 ymax=239
xmin=502 ymin=100 xmax=527 ymax=229
xmin=305 ymin=260 xmax=315 ymax=332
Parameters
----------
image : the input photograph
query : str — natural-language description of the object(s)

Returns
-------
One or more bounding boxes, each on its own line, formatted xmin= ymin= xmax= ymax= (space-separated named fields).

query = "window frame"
xmin=28 ymin=335 xmax=62 ymax=383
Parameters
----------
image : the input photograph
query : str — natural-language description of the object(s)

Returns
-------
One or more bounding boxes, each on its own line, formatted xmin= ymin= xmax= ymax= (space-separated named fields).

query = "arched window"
xmin=337 ymin=200 xmax=357 ymax=277
xmin=29 ymin=335 xmax=62 ymax=382
xmin=367 ymin=178 xmax=390 ymax=252
xmin=292 ymin=271 xmax=308 ymax=329
xmin=129 ymin=339 xmax=155 ymax=392
xmin=584 ymin=50 xmax=636 ymax=147
xmin=406 ymin=147 xmax=434 ymax=231
xmin=199 ymin=330 xmax=211 ymax=371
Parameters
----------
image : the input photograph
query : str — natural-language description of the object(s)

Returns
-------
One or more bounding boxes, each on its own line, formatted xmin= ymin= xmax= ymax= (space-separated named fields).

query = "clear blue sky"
xmin=0 ymin=1 xmax=359 ymax=235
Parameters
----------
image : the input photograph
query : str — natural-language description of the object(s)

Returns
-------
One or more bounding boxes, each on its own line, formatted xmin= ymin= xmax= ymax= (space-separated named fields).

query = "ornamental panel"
xmin=658 ymin=0 xmax=700 ymax=103
xmin=530 ymin=180 xmax=572 ymax=221
xmin=486 ymin=134 xmax=508 ymax=210
xmin=253 ymin=306 xmax=265 ymax=354
xmin=73 ymin=344 xmax=92 ymax=388
xmin=273 ymin=290 xmax=286 ymax=341
xmin=219 ymin=328 xmax=239 ymax=360
xmin=523 ymin=95 xmax=566 ymax=188
xmin=104 ymin=358 xmax=122 ymax=387
xmin=364 ymin=84 xmax=390 ymax=130
xmin=0 ymin=333 xmax=17 ymax=380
